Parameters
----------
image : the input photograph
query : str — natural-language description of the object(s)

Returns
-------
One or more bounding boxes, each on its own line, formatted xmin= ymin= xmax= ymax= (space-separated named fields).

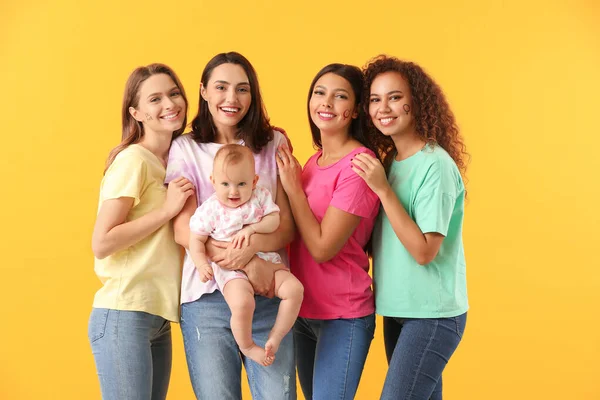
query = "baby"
xmin=189 ymin=144 xmax=303 ymax=366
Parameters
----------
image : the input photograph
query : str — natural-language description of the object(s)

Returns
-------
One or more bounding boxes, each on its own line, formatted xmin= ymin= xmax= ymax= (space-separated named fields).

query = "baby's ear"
xmin=210 ymin=175 xmax=215 ymax=184
xmin=253 ymin=174 xmax=259 ymax=189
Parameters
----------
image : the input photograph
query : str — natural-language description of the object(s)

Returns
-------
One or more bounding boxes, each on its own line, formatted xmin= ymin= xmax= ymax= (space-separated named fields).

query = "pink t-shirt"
xmin=165 ymin=132 xmax=288 ymax=304
xmin=290 ymin=147 xmax=380 ymax=319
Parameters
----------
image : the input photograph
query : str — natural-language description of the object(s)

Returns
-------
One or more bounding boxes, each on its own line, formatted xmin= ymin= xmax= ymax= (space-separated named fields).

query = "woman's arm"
xmin=246 ymin=179 xmax=295 ymax=251
xmin=276 ymin=146 xmax=361 ymax=263
xmin=377 ymin=188 xmax=444 ymax=265
xmin=92 ymin=177 xmax=194 ymax=259
xmin=351 ymin=153 xmax=444 ymax=265
xmin=286 ymin=195 xmax=360 ymax=263
xmin=173 ymin=194 xmax=198 ymax=249
xmin=92 ymin=198 xmax=169 ymax=259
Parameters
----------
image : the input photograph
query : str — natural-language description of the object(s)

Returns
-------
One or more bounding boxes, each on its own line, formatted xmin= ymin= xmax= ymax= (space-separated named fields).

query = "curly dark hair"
xmin=363 ymin=55 xmax=469 ymax=176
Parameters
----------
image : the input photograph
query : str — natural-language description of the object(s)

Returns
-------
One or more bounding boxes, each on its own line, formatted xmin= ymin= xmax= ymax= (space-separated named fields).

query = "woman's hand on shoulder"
xmin=163 ymin=177 xmax=195 ymax=218
xmin=272 ymin=126 xmax=293 ymax=153
xmin=351 ymin=153 xmax=390 ymax=197
xmin=276 ymin=145 xmax=303 ymax=196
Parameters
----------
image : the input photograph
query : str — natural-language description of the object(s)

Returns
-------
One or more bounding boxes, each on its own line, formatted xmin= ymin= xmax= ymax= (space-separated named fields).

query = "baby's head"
xmin=211 ymin=144 xmax=258 ymax=208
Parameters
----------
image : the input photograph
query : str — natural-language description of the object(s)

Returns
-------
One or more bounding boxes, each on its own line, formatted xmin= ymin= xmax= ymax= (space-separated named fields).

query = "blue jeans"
xmin=180 ymin=291 xmax=296 ymax=400
xmin=294 ymin=314 xmax=376 ymax=400
xmin=381 ymin=313 xmax=467 ymax=400
xmin=88 ymin=308 xmax=172 ymax=400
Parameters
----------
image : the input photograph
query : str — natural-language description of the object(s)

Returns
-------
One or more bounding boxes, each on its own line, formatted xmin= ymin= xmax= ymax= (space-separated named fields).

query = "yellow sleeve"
xmin=100 ymin=150 xmax=145 ymax=207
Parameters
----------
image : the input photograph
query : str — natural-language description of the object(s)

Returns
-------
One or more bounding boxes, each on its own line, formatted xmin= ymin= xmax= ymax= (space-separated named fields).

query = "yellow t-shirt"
xmin=92 ymin=144 xmax=182 ymax=322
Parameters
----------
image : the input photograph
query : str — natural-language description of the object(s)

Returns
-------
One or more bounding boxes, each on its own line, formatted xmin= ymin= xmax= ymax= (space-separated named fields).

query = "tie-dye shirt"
xmin=165 ymin=131 xmax=288 ymax=304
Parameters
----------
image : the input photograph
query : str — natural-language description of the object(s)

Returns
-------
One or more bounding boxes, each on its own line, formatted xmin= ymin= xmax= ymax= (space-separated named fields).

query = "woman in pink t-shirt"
xmin=277 ymin=64 xmax=381 ymax=400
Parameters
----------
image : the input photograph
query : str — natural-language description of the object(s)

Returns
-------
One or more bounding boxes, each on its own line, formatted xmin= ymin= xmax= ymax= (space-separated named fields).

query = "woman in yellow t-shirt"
xmin=88 ymin=64 xmax=194 ymax=400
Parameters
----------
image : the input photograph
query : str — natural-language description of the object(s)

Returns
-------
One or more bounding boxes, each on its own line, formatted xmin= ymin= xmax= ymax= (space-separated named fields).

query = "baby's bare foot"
xmin=264 ymin=332 xmax=284 ymax=366
xmin=264 ymin=342 xmax=276 ymax=366
xmin=240 ymin=344 xmax=269 ymax=366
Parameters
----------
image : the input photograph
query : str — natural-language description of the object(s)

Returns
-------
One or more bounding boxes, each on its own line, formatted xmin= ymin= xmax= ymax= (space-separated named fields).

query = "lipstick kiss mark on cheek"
xmin=343 ymin=110 xmax=350 ymax=119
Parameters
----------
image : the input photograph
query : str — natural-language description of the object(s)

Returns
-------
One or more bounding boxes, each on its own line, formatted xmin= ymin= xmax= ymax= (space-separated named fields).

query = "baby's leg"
xmin=265 ymin=270 xmax=304 ymax=363
xmin=222 ymin=279 xmax=268 ymax=366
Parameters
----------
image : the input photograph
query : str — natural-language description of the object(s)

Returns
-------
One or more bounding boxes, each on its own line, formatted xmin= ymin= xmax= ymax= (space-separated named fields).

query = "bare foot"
xmin=240 ymin=343 xmax=270 ymax=366
xmin=264 ymin=342 xmax=276 ymax=366
xmin=264 ymin=333 xmax=284 ymax=366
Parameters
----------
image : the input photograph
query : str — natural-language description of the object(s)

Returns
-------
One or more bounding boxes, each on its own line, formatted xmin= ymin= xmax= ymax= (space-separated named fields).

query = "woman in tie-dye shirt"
xmin=164 ymin=52 xmax=297 ymax=400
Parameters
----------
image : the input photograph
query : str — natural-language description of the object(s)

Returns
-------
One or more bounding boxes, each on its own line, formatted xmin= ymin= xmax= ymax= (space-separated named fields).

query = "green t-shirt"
xmin=373 ymin=144 xmax=468 ymax=318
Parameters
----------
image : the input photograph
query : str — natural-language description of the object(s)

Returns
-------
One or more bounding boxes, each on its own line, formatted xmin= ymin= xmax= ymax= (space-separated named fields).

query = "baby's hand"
xmin=231 ymin=226 xmax=255 ymax=249
xmin=198 ymin=263 xmax=213 ymax=283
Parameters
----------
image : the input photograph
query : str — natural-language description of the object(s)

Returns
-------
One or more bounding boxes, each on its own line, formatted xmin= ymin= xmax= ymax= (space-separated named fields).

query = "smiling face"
xmin=308 ymin=72 xmax=358 ymax=136
xmin=200 ymin=63 xmax=252 ymax=134
xmin=129 ymin=73 xmax=186 ymax=135
xmin=211 ymin=145 xmax=258 ymax=208
xmin=368 ymin=71 xmax=415 ymax=138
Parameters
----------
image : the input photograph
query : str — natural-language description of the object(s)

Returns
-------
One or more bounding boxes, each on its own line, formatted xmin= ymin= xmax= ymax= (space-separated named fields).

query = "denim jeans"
xmin=180 ymin=291 xmax=296 ymax=400
xmin=88 ymin=308 xmax=172 ymax=400
xmin=294 ymin=314 xmax=376 ymax=400
xmin=381 ymin=313 xmax=467 ymax=400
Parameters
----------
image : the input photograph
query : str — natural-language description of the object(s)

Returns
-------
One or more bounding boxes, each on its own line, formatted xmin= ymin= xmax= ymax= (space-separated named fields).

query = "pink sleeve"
xmin=330 ymin=150 xmax=380 ymax=218
xmin=189 ymin=200 xmax=215 ymax=236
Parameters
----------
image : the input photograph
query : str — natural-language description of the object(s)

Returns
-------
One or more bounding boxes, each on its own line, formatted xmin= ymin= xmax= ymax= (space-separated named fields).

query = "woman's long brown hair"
xmin=104 ymin=63 xmax=188 ymax=173
xmin=190 ymin=52 xmax=272 ymax=153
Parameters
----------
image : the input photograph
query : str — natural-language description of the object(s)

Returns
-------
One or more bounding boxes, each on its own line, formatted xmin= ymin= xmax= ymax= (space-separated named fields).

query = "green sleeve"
xmin=413 ymin=161 xmax=457 ymax=236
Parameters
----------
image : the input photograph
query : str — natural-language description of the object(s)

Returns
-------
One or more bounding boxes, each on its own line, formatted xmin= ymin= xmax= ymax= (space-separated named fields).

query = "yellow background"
xmin=2 ymin=0 xmax=599 ymax=398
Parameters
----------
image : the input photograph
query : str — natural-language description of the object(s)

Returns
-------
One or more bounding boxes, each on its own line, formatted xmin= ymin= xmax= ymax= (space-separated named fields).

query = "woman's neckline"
xmin=315 ymin=146 xmax=367 ymax=169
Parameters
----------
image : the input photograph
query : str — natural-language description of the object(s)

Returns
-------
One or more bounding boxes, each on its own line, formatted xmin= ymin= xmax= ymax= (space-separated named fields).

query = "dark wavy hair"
xmin=190 ymin=52 xmax=273 ymax=153
xmin=307 ymin=63 xmax=378 ymax=157
xmin=363 ymin=55 xmax=469 ymax=176
xmin=105 ymin=63 xmax=188 ymax=173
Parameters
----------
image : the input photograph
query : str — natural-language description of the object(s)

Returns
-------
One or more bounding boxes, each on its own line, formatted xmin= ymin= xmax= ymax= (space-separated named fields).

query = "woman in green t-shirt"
xmin=351 ymin=55 xmax=469 ymax=400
